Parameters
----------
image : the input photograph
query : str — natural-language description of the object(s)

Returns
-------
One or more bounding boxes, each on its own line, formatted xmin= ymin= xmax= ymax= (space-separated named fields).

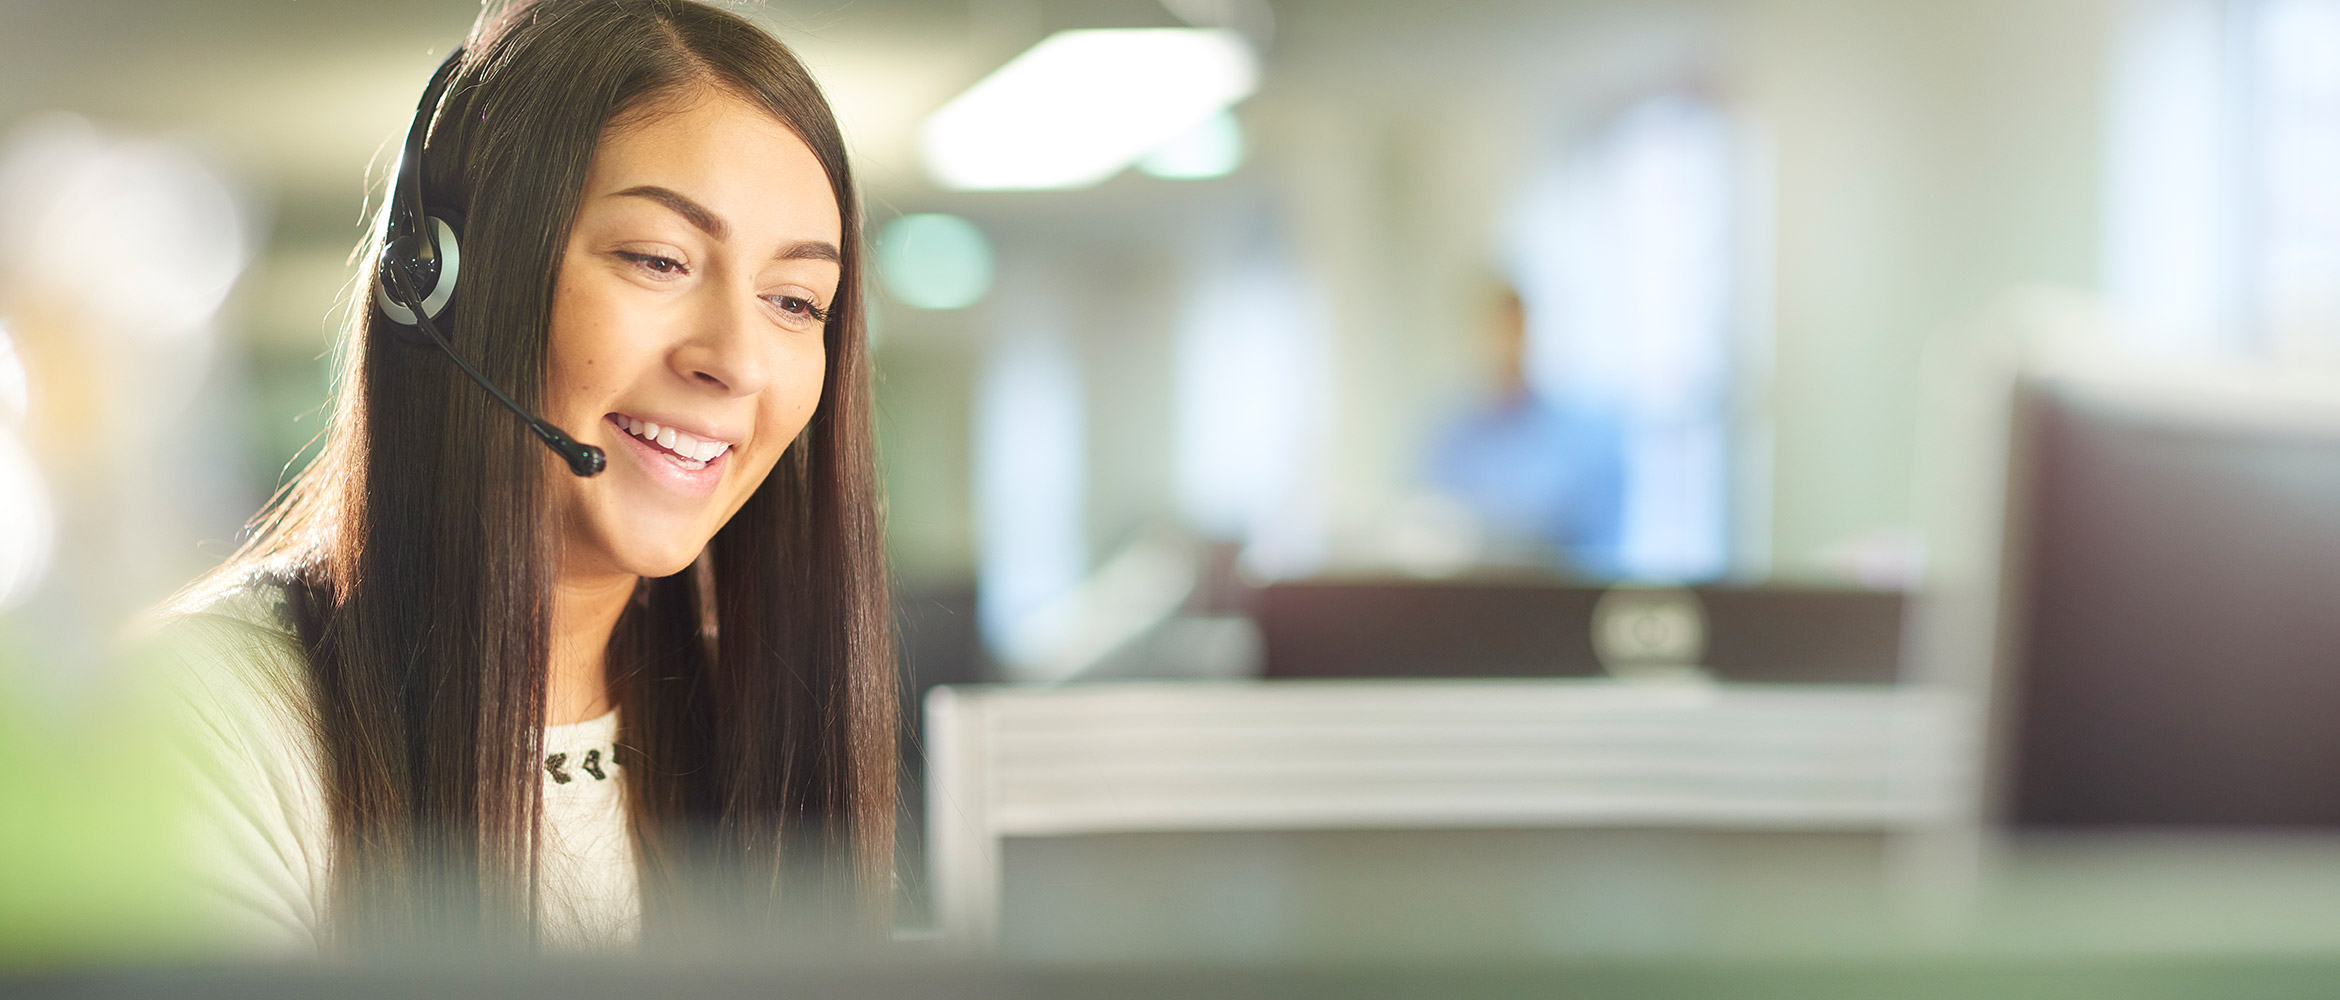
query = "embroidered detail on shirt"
xmin=545 ymin=752 xmax=572 ymax=784
xmin=581 ymin=748 xmax=607 ymax=781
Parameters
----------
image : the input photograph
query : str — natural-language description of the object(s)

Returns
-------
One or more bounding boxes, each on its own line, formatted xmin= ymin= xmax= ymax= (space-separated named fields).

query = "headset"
xmin=371 ymin=47 xmax=606 ymax=478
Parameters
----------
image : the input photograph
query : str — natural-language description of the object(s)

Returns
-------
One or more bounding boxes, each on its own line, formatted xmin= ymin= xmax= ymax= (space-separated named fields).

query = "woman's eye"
xmin=768 ymin=295 xmax=829 ymax=324
xmin=616 ymin=251 xmax=687 ymax=276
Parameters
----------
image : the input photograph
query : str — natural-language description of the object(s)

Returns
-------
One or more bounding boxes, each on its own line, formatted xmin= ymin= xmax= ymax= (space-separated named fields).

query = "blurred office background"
xmin=9 ymin=0 xmax=2340 ymax=982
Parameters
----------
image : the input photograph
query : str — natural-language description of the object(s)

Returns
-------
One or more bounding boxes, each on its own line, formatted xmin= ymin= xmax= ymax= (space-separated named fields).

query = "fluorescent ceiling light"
xmin=1139 ymin=108 xmax=1245 ymax=180
xmin=877 ymin=213 xmax=995 ymax=310
xmin=922 ymin=28 xmax=1258 ymax=191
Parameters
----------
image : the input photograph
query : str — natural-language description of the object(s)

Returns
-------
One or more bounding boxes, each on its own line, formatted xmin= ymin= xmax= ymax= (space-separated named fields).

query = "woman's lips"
xmin=605 ymin=413 xmax=727 ymax=498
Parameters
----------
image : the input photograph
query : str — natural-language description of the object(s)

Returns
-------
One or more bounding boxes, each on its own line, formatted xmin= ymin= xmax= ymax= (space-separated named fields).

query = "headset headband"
xmin=389 ymin=47 xmax=466 ymax=284
xmin=372 ymin=44 xmax=607 ymax=478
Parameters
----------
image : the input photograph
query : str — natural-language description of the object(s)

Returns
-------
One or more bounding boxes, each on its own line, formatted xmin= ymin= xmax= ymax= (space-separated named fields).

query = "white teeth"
xmin=616 ymin=414 xmax=729 ymax=467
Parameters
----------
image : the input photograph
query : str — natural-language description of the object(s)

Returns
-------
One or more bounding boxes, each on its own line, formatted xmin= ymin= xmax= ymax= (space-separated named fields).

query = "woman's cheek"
xmin=786 ymin=340 xmax=827 ymax=426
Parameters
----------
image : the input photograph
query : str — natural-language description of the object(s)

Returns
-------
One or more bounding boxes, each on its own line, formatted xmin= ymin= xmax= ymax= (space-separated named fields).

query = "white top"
xmin=535 ymin=709 xmax=640 ymax=950
xmin=158 ymin=584 xmax=642 ymax=954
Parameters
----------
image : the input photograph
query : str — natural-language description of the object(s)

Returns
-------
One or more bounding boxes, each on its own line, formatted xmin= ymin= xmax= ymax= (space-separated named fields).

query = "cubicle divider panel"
xmin=925 ymin=680 xmax=1973 ymax=946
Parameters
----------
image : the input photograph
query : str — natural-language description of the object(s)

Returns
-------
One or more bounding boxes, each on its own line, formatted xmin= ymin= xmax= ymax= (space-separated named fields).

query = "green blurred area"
xmin=0 ymin=638 xmax=208 ymax=968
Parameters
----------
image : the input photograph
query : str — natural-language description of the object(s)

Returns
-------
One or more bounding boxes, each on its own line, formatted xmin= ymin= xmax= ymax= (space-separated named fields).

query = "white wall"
xmin=1732 ymin=0 xmax=2117 ymax=577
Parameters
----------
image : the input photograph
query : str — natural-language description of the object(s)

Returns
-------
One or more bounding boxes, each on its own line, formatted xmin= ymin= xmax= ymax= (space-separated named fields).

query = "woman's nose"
xmin=669 ymin=281 xmax=768 ymax=396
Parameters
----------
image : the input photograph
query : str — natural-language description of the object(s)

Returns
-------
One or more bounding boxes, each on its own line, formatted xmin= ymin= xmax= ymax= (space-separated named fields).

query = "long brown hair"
xmin=198 ymin=0 xmax=893 ymax=949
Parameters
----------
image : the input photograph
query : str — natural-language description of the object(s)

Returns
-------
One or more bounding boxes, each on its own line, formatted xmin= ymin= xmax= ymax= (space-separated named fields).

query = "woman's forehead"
xmin=583 ymin=87 xmax=840 ymax=246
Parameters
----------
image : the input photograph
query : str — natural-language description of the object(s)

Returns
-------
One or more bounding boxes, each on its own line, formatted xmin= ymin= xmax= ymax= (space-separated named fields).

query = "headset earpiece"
xmin=373 ymin=47 xmax=468 ymax=336
xmin=373 ymin=209 xmax=464 ymax=331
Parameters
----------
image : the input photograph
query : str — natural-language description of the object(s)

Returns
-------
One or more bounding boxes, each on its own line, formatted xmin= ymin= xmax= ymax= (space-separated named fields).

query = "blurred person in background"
xmin=152 ymin=0 xmax=894 ymax=955
xmin=1427 ymin=283 xmax=1625 ymax=576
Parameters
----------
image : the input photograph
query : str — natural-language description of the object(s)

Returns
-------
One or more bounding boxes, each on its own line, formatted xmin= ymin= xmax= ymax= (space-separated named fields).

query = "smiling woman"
xmin=151 ymin=0 xmax=892 ymax=955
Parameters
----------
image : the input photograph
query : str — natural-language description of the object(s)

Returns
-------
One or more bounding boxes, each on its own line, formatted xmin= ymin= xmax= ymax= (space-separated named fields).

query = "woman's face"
xmin=543 ymin=87 xmax=841 ymax=580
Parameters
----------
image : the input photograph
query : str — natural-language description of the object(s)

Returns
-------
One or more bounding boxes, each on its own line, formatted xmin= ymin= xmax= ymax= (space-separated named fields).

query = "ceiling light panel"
xmin=921 ymin=28 xmax=1259 ymax=191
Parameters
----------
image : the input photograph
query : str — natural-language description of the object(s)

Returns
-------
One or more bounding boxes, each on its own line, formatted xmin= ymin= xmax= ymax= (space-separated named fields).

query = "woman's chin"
xmin=629 ymin=546 xmax=705 ymax=580
xmin=560 ymin=483 xmax=722 ymax=581
xmin=589 ymin=529 xmax=710 ymax=581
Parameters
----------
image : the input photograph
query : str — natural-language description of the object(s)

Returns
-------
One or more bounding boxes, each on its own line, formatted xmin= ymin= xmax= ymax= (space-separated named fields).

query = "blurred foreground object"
xmin=0 ymin=114 xmax=252 ymax=964
xmin=1913 ymin=295 xmax=2340 ymax=829
xmin=2000 ymin=361 xmax=2340 ymax=826
xmin=0 ymin=111 xmax=248 ymax=652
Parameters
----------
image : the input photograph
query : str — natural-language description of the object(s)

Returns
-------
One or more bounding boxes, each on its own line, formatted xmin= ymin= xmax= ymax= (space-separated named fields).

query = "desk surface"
xmin=18 ymin=833 xmax=2340 ymax=996
xmin=20 ymin=941 xmax=2340 ymax=1000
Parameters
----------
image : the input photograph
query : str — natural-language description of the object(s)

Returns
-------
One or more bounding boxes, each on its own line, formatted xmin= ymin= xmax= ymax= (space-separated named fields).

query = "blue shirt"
xmin=1428 ymin=393 xmax=1626 ymax=575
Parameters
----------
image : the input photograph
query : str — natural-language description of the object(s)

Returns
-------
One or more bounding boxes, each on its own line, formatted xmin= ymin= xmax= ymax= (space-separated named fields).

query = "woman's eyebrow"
xmin=613 ymin=184 xmax=727 ymax=240
xmin=778 ymin=240 xmax=841 ymax=264
xmin=613 ymin=185 xmax=838 ymax=264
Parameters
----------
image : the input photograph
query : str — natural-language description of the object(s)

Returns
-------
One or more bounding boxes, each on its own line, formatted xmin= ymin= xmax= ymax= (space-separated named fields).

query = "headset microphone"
xmin=371 ymin=47 xmax=606 ymax=478
xmin=383 ymin=264 xmax=606 ymax=477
